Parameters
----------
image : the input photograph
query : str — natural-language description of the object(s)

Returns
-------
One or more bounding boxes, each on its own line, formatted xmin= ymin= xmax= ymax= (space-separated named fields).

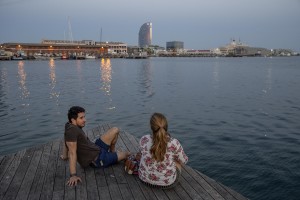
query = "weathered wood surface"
xmin=0 ymin=124 xmax=248 ymax=200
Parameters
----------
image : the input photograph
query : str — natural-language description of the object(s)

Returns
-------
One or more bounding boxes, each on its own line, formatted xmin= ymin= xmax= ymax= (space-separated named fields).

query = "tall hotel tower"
xmin=138 ymin=22 xmax=152 ymax=48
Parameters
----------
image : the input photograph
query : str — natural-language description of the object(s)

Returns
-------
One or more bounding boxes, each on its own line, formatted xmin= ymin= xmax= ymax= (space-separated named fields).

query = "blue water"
xmin=0 ymin=57 xmax=300 ymax=200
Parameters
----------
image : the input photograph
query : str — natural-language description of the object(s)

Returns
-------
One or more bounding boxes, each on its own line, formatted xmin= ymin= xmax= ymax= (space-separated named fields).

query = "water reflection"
xmin=138 ymin=59 xmax=154 ymax=97
xmin=76 ymin=60 xmax=83 ymax=82
xmin=17 ymin=61 xmax=30 ymax=118
xmin=49 ymin=59 xmax=60 ymax=104
xmin=100 ymin=58 xmax=115 ymax=109
xmin=264 ymin=67 xmax=272 ymax=92
xmin=18 ymin=61 xmax=30 ymax=100
xmin=0 ymin=67 xmax=7 ymax=112
xmin=213 ymin=61 xmax=220 ymax=90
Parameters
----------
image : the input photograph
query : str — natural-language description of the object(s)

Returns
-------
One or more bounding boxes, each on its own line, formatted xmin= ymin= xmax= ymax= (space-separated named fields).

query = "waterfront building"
xmin=166 ymin=41 xmax=184 ymax=52
xmin=219 ymin=39 xmax=272 ymax=56
xmin=138 ymin=22 xmax=152 ymax=48
xmin=185 ymin=49 xmax=212 ymax=56
xmin=218 ymin=39 xmax=248 ymax=55
xmin=1 ymin=40 xmax=127 ymax=58
xmin=42 ymin=39 xmax=127 ymax=54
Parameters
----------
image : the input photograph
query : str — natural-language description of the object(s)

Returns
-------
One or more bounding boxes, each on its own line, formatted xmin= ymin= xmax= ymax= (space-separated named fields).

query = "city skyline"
xmin=0 ymin=0 xmax=299 ymax=51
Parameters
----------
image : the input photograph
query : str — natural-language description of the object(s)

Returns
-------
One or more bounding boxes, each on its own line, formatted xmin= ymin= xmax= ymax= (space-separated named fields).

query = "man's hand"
xmin=67 ymin=176 xmax=82 ymax=186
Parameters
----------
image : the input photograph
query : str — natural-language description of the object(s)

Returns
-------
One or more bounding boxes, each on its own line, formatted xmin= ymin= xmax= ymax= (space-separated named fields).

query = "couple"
xmin=63 ymin=106 xmax=188 ymax=189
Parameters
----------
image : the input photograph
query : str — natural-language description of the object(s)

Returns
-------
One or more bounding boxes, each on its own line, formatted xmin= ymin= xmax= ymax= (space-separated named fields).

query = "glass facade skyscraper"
xmin=166 ymin=41 xmax=184 ymax=50
xmin=138 ymin=22 xmax=152 ymax=48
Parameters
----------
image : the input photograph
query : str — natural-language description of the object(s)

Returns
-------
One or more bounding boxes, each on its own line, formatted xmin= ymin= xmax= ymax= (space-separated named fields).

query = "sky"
xmin=1 ymin=0 xmax=300 ymax=51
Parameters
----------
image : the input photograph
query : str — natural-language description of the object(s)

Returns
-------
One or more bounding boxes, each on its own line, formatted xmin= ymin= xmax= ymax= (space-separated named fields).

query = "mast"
xmin=68 ymin=16 xmax=73 ymax=43
xmin=100 ymin=27 xmax=102 ymax=44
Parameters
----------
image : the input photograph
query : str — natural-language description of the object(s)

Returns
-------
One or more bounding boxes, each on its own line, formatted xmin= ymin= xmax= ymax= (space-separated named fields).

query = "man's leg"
xmin=100 ymin=127 xmax=119 ymax=152
xmin=117 ymin=151 xmax=130 ymax=161
xmin=100 ymin=127 xmax=130 ymax=161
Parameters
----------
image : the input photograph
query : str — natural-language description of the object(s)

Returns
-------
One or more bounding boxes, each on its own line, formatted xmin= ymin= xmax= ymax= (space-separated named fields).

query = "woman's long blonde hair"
xmin=150 ymin=113 xmax=169 ymax=162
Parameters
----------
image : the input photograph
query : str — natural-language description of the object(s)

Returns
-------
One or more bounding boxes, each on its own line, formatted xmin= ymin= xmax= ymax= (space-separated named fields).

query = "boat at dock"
xmin=12 ymin=50 xmax=27 ymax=60
xmin=126 ymin=52 xmax=148 ymax=59
xmin=85 ymin=54 xmax=96 ymax=59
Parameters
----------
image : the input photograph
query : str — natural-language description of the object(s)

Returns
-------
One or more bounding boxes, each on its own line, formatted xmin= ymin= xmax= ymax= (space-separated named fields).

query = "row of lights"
xmin=15 ymin=45 xmax=104 ymax=49
xmin=1 ymin=41 xmax=110 ymax=50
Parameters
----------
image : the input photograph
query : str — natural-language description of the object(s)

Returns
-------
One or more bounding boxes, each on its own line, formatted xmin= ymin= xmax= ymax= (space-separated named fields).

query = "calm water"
xmin=1 ymin=57 xmax=300 ymax=200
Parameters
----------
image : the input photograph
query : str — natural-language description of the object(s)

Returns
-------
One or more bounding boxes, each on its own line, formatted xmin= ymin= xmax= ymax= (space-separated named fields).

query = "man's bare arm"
xmin=60 ymin=143 xmax=69 ymax=160
xmin=66 ymin=141 xmax=82 ymax=186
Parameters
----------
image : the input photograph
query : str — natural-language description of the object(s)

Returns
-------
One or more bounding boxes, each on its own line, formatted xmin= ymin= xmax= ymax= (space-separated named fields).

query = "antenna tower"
xmin=100 ymin=27 xmax=102 ymax=43
xmin=67 ymin=16 xmax=73 ymax=43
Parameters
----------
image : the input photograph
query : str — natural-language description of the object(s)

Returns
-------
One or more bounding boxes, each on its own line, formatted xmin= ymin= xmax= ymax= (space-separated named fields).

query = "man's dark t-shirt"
xmin=64 ymin=122 xmax=100 ymax=167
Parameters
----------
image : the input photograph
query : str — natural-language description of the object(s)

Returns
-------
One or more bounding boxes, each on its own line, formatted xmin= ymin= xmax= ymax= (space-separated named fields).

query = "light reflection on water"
xmin=17 ymin=61 xmax=30 ymax=121
xmin=100 ymin=58 xmax=114 ymax=110
xmin=49 ymin=59 xmax=60 ymax=104
xmin=0 ymin=57 xmax=300 ymax=200
xmin=18 ymin=61 xmax=30 ymax=100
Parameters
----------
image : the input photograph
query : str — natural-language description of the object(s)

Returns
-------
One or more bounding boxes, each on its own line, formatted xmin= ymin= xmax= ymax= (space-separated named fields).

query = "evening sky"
xmin=1 ymin=0 xmax=299 ymax=51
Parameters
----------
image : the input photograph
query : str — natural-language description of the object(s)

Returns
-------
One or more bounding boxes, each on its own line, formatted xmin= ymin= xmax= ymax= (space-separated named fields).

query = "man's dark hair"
xmin=68 ymin=106 xmax=85 ymax=122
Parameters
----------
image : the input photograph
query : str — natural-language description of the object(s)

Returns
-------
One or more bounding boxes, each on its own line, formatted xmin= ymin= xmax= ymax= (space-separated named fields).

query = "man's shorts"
xmin=94 ymin=138 xmax=118 ymax=168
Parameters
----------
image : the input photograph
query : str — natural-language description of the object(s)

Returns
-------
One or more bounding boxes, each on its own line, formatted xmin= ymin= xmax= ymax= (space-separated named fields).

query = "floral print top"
xmin=138 ymin=134 xmax=188 ymax=186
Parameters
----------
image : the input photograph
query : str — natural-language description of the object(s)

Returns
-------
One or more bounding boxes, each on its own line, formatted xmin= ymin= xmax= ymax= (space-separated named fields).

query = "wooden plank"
xmin=122 ymin=175 xmax=147 ymax=200
xmin=219 ymin=183 xmax=248 ymax=200
xmin=63 ymin=160 xmax=76 ymax=200
xmin=0 ymin=149 xmax=25 ymax=199
xmin=0 ymin=155 xmax=4 ymax=164
xmin=110 ymin=133 xmax=128 ymax=185
xmin=119 ymin=131 xmax=138 ymax=153
xmin=52 ymin=140 xmax=67 ymax=200
xmin=86 ymin=127 xmax=95 ymax=139
xmin=94 ymin=166 xmax=108 ymax=187
xmin=64 ymin=183 xmax=76 ymax=200
xmin=98 ymin=186 xmax=112 ymax=200
xmin=181 ymin=166 xmax=215 ymax=200
xmin=75 ymin=165 xmax=88 ymax=200
xmin=39 ymin=139 xmax=60 ymax=200
xmin=178 ymin=172 xmax=203 ymax=200
xmin=85 ymin=167 xmax=100 ymax=200
xmin=135 ymin=179 xmax=158 ymax=200
xmin=83 ymin=129 xmax=100 ymax=200
xmin=111 ymin=163 xmax=127 ymax=185
xmin=86 ymin=127 xmax=108 ymax=199
xmin=196 ymin=171 xmax=236 ymax=200
xmin=163 ymin=188 xmax=182 ymax=200
xmin=104 ymin=166 xmax=123 ymax=200
xmin=115 ymin=129 xmax=150 ymax=200
xmin=15 ymin=146 xmax=43 ymax=200
xmin=0 ymin=154 xmax=15 ymax=182
xmin=3 ymin=146 xmax=35 ymax=200
xmin=184 ymin=166 xmax=225 ymax=200
xmin=27 ymin=142 xmax=52 ymax=200
xmin=151 ymin=188 xmax=170 ymax=200
xmin=92 ymin=127 xmax=121 ymax=200
xmin=108 ymin=184 xmax=123 ymax=200
xmin=96 ymin=124 xmax=131 ymax=200
xmin=173 ymin=183 xmax=194 ymax=200
xmin=124 ymin=132 xmax=140 ymax=150
xmin=119 ymin=184 xmax=134 ymax=200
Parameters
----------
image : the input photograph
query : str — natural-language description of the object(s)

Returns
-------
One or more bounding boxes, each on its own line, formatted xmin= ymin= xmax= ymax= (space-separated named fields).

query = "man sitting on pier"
xmin=62 ymin=106 xmax=130 ymax=186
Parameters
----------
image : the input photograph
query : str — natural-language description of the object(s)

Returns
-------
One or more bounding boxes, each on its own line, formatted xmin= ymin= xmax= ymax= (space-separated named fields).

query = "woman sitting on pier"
xmin=138 ymin=113 xmax=188 ymax=189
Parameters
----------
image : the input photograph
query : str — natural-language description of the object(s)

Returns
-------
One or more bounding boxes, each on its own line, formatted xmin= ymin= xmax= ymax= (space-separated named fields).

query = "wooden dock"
xmin=0 ymin=124 xmax=248 ymax=200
